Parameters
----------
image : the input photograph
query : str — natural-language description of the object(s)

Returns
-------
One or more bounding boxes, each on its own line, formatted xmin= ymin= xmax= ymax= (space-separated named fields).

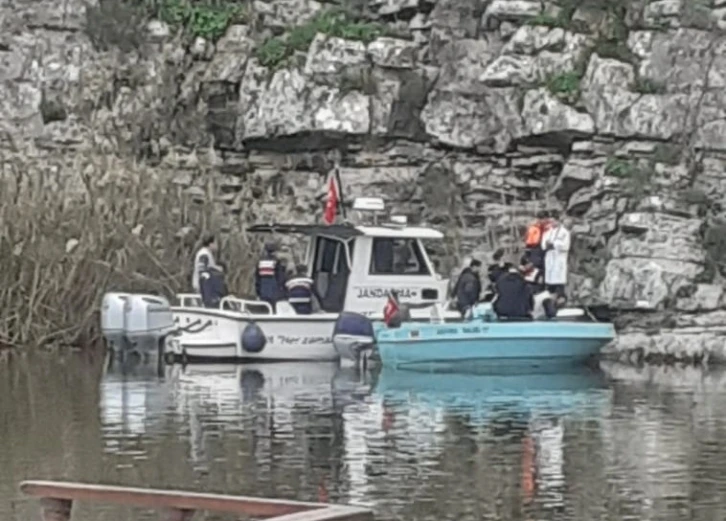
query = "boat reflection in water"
xmin=100 ymin=358 xmax=613 ymax=513
xmin=332 ymin=364 xmax=613 ymax=513
xmin=99 ymin=354 xmax=174 ymax=455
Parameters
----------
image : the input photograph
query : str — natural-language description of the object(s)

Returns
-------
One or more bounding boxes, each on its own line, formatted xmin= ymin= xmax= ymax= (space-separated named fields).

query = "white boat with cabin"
xmin=165 ymin=198 xmax=458 ymax=362
xmin=100 ymin=197 xmax=586 ymax=364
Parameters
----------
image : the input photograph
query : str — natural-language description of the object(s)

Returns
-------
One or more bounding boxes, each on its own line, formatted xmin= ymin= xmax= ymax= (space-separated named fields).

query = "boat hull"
xmin=375 ymin=321 xmax=616 ymax=370
xmin=167 ymin=307 xmax=339 ymax=362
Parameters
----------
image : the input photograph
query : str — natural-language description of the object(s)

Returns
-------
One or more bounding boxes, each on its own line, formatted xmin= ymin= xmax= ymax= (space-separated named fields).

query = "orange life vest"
xmin=525 ymin=222 xmax=543 ymax=247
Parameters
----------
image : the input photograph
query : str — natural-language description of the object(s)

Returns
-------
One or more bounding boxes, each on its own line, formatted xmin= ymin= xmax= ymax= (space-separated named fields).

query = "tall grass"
xmin=0 ymin=147 xmax=259 ymax=351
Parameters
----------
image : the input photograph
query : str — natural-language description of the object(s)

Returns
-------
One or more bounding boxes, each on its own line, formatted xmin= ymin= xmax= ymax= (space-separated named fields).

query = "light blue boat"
xmin=374 ymin=316 xmax=616 ymax=370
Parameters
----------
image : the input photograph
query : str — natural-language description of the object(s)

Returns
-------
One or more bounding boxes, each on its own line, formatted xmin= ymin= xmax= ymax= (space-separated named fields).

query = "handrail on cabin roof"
xmin=20 ymin=480 xmax=374 ymax=521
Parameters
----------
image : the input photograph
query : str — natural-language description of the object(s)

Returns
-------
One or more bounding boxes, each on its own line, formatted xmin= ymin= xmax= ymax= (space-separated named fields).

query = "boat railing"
xmin=176 ymin=293 xmax=203 ymax=308
xmin=19 ymin=480 xmax=374 ymax=521
xmin=220 ymin=296 xmax=274 ymax=315
xmin=175 ymin=294 xmax=273 ymax=315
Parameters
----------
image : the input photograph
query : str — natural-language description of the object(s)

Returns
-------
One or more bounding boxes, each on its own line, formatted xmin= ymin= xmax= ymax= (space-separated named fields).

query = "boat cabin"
xmin=247 ymin=198 xmax=449 ymax=316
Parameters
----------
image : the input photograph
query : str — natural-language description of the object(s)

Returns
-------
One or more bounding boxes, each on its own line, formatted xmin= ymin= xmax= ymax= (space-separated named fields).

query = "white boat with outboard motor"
xmin=99 ymin=197 xmax=588 ymax=364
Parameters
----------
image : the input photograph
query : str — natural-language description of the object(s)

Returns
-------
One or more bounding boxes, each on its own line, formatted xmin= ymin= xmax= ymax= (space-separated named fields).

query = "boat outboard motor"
xmin=333 ymin=312 xmax=375 ymax=339
xmin=241 ymin=322 xmax=266 ymax=353
xmin=333 ymin=312 xmax=376 ymax=366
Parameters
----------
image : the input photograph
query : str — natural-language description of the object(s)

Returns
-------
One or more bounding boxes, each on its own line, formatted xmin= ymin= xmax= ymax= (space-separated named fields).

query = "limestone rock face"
xmin=4 ymin=0 xmax=726 ymax=363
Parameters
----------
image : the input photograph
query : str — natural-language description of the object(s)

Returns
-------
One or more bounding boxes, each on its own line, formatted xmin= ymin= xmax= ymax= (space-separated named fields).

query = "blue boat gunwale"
xmin=375 ymin=320 xmax=616 ymax=344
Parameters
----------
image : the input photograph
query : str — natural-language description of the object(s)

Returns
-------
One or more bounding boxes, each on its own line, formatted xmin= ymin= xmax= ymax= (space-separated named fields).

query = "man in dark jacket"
xmin=200 ymin=262 xmax=228 ymax=309
xmin=255 ymin=242 xmax=287 ymax=311
xmin=492 ymin=262 xmax=534 ymax=320
xmin=454 ymin=259 xmax=482 ymax=317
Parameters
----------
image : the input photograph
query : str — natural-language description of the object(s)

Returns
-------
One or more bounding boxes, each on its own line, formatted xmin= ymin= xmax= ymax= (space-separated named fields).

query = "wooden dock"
xmin=20 ymin=480 xmax=375 ymax=521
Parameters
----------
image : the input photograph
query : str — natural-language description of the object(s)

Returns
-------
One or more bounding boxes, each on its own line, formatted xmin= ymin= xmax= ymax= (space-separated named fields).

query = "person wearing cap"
xmin=255 ymin=242 xmax=287 ymax=311
xmin=453 ymin=258 xmax=483 ymax=318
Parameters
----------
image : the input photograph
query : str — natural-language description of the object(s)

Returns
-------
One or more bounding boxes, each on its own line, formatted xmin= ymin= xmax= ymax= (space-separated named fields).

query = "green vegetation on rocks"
xmin=546 ymin=71 xmax=582 ymax=101
xmin=156 ymin=0 xmax=247 ymax=40
xmin=85 ymin=0 xmax=247 ymax=52
xmin=632 ymin=77 xmax=667 ymax=95
xmin=605 ymin=157 xmax=655 ymax=202
xmin=256 ymin=9 xmax=386 ymax=69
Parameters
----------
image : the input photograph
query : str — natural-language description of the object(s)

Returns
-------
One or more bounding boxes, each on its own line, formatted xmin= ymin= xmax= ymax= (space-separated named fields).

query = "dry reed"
xmin=0 ymin=148 xmax=260 ymax=351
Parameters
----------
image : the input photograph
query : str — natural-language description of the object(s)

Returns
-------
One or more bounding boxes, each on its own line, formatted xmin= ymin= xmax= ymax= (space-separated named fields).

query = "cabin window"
xmin=314 ymin=237 xmax=349 ymax=274
xmin=369 ymin=238 xmax=431 ymax=276
xmin=312 ymin=236 xmax=350 ymax=313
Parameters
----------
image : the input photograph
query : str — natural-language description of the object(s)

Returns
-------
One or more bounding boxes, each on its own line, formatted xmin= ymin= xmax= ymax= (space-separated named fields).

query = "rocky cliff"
xmin=3 ymin=0 xmax=726 ymax=360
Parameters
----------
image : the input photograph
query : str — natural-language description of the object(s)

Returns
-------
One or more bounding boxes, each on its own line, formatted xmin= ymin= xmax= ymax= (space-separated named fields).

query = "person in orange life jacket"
xmin=255 ymin=242 xmax=287 ymax=310
xmin=199 ymin=261 xmax=228 ymax=309
xmin=492 ymin=257 xmax=534 ymax=320
xmin=453 ymin=259 xmax=483 ymax=318
xmin=524 ymin=210 xmax=553 ymax=277
xmin=285 ymin=264 xmax=320 ymax=315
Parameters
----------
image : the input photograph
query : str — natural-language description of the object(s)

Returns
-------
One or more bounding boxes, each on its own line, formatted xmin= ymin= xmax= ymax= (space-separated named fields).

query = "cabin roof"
xmin=247 ymin=223 xmax=444 ymax=240
xmin=356 ymin=226 xmax=444 ymax=239
xmin=247 ymin=224 xmax=362 ymax=239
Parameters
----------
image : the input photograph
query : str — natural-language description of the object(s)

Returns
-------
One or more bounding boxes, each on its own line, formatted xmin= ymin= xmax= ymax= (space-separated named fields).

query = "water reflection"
xmin=5 ymin=354 xmax=726 ymax=521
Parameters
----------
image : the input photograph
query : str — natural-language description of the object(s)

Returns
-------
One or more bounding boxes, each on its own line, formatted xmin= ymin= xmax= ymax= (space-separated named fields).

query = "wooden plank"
xmin=271 ymin=506 xmax=374 ymax=521
xmin=20 ymin=482 xmax=332 ymax=518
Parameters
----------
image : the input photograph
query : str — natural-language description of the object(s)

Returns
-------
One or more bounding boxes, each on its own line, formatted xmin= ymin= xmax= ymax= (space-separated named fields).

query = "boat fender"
xmin=333 ymin=312 xmax=375 ymax=338
xmin=241 ymin=322 xmax=266 ymax=353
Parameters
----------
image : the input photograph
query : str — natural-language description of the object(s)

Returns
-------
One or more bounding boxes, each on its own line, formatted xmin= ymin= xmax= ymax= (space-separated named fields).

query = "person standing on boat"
xmin=453 ymin=258 xmax=483 ymax=318
xmin=524 ymin=210 xmax=553 ymax=281
xmin=255 ymin=242 xmax=287 ymax=311
xmin=285 ymin=264 xmax=319 ymax=315
xmin=542 ymin=215 xmax=572 ymax=305
xmin=447 ymin=256 xmax=471 ymax=302
xmin=192 ymin=233 xmax=219 ymax=293
xmin=199 ymin=262 xmax=228 ymax=309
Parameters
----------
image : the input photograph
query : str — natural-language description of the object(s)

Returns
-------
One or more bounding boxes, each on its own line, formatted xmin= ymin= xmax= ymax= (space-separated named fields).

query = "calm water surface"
xmin=3 ymin=353 xmax=726 ymax=521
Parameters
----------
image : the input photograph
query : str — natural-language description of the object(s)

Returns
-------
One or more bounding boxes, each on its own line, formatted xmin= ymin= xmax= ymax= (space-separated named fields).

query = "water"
xmin=4 ymin=353 xmax=726 ymax=521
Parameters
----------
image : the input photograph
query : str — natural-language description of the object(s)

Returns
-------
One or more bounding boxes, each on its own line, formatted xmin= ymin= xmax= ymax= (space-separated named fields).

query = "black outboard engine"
xmin=334 ymin=312 xmax=375 ymax=338
xmin=332 ymin=312 xmax=376 ymax=367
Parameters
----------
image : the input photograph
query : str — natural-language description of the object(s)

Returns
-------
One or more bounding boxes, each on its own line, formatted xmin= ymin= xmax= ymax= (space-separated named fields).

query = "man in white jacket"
xmin=542 ymin=216 xmax=572 ymax=305
xmin=192 ymin=233 xmax=219 ymax=293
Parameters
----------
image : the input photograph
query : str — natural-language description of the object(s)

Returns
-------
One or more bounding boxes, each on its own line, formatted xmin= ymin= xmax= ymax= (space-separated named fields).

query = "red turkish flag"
xmin=323 ymin=174 xmax=339 ymax=225
xmin=383 ymin=294 xmax=399 ymax=326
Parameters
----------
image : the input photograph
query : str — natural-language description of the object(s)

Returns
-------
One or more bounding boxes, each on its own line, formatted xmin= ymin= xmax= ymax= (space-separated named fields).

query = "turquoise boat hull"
xmin=375 ymin=320 xmax=616 ymax=370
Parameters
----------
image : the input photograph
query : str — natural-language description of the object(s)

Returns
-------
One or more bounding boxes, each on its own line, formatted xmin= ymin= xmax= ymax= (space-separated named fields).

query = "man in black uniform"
xmin=200 ymin=262 xmax=228 ymax=309
xmin=255 ymin=242 xmax=287 ymax=311
xmin=453 ymin=258 xmax=483 ymax=318
xmin=492 ymin=260 xmax=534 ymax=320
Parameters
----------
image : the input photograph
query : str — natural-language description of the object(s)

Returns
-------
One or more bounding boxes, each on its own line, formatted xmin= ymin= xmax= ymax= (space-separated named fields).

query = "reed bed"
xmin=0 ymin=152 xmax=258 ymax=351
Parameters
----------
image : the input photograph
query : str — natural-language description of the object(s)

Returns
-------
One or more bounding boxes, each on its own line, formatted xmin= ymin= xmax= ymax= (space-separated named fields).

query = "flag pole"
xmin=334 ymin=165 xmax=346 ymax=221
